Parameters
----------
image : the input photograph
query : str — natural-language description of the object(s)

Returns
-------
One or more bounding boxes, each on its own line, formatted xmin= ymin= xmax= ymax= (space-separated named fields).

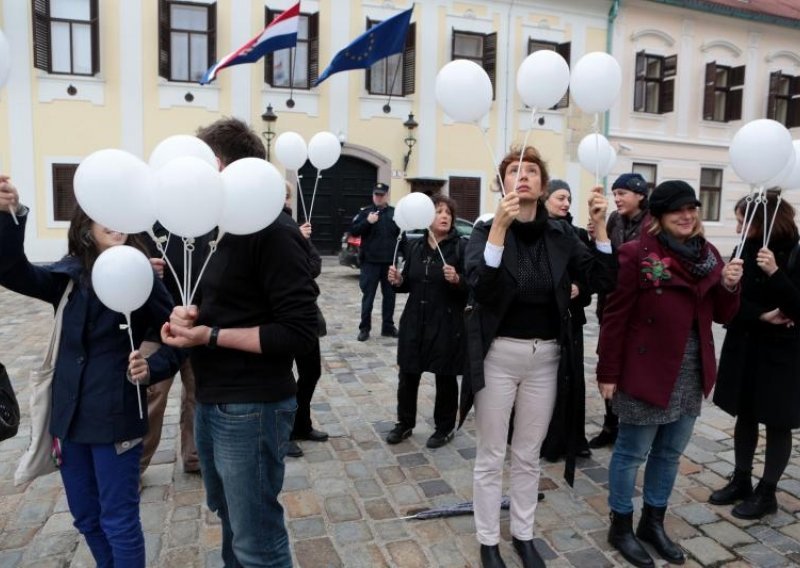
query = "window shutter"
xmin=32 ymin=0 xmax=52 ymax=72
xmin=448 ymin=177 xmax=480 ymax=222
xmin=402 ymin=22 xmax=416 ymax=96
xmin=555 ymin=41 xmax=571 ymax=109
xmin=207 ymin=3 xmax=217 ymax=71
xmin=727 ymin=88 xmax=743 ymax=122
xmin=659 ymin=78 xmax=675 ymax=114
xmin=730 ymin=65 xmax=746 ymax=88
xmin=450 ymin=28 xmax=456 ymax=60
xmin=158 ymin=0 xmax=170 ymax=79
xmin=703 ymin=62 xmax=716 ymax=120
xmin=264 ymin=8 xmax=273 ymax=85
xmin=767 ymin=71 xmax=781 ymax=120
xmin=663 ymin=54 xmax=677 ymax=79
xmin=483 ymin=32 xmax=497 ymax=100
xmin=52 ymin=164 xmax=78 ymax=222
xmin=90 ymin=0 xmax=100 ymax=75
xmin=788 ymin=79 xmax=800 ymax=128
xmin=634 ymin=51 xmax=645 ymax=112
xmin=308 ymin=12 xmax=319 ymax=86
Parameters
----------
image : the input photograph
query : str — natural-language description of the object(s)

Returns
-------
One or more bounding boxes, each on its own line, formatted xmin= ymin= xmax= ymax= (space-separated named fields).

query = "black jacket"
xmin=714 ymin=237 xmax=800 ymax=429
xmin=394 ymin=230 xmax=468 ymax=375
xmin=350 ymin=205 xmax=400 ymax=264
xmin=191 ymin=212 xmax=319 ymax=404
xmin=461 ymin=216 xmax=617 ymax=484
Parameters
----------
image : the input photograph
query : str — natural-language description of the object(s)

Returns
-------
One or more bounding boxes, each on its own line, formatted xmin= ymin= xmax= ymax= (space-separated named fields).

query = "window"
xmin=32 ymin=0 xmax=99 ymax=76
xmin=158 ymin=0 xmax=216 ymax=82
xmin=365 ymin=19 xmax=415 ymax=96
xmin=699 ymin=168 xmax=723 ymax=222
xmin=448 ymin=176 xmax=480 ymax=222
xmin=265 ymin=10 xmax=318 ymax=89
xmin=634 ymin=51 xmax=676 ymax=114
xmin=632 ymin=163 xmax=657 ymax=191
xmin=52 ymin=163 xmax=78 ymax=222
xmin=527 ymin=39 xmax=570 ymax=109
xmin=768 ymin=71 xmax=800 ymax=129
xmin=703 ymin=62 xmax=744 ymax=122
xmin=452 ymin=30 xmax=497 ymax=97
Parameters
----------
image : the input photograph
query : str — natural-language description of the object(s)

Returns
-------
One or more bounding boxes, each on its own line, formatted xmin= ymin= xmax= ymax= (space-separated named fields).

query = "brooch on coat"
xmin=641 ymin=254 xmax=672 ymax=286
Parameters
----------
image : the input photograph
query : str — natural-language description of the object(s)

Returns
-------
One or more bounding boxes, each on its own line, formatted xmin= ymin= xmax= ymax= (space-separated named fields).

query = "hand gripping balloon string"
xmin=148 ymin=230 xmax=185 ymax=306
xmin=121 ymin=315 xmax=144 ymax=420
xmin=392 ymin=233 xmax=403 ymax=267
xmin=188 ymin=238 xmax=221 ymax=305
xmin=308 ymin=171 xmax=322 ymax=222
xmin=294 ymin=172 xmax=309 ymax=223
xmin=513 ymin=106 xmax=538 ymax=196
xmin=478 ymin=126 xmax=506 ymax=197
xmin=765 ymin=191 xmax=783 ymax=247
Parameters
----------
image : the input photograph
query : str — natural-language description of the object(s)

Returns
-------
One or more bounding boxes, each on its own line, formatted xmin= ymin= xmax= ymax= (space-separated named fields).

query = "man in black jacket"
xmin=350 ymin=182 xmax=400 ymax=341
xmin=161 ymin=118 xmax=318 ymax=567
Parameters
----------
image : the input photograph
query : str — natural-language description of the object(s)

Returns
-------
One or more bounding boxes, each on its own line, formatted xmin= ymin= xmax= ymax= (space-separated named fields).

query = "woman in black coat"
xmin=711 ymin=191 xmax=800 ymax=519
xmin=385 ymin=195 xmax=468 ymax=449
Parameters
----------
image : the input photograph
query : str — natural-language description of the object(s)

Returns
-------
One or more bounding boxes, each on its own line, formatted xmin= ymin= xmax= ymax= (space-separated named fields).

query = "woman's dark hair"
xmin=432 ymin=193 xmax=458 ymax=221
xmin=67 ymin=206 xmax=148 ymax=275
xmin=496 ymin=145 xmax=550 ymax=198
xmin=735 ymin=190 xmax=799 ymax=243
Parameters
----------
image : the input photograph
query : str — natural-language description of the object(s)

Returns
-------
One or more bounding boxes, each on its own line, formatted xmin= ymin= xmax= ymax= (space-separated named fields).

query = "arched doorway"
xmin=297 ymin=145 xmax=390 ymax=254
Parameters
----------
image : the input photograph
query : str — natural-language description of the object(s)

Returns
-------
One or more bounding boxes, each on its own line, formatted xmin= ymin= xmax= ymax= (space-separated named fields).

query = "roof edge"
xmin=647 ymin=0 xmax=800 ymax=30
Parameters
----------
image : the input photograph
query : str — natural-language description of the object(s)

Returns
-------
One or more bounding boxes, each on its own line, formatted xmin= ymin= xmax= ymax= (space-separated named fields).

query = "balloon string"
xmin=513 ymin=107 xmax=538 ymax=196
xmin=295 ymin=172 xmax=309 ymax=223
xmin=478 ymin=126 xmax=506 ymax=197
xmin=10 ymin=210 xmax=18 ymax=225
xmin=188 ymin=238 xmax=221 ymax=305
xmin=149 ymin=231 xmax=185 ymax=306
xmin=308 ymin=171 xmax=321 ymax=222
xmin=593 ymin=113 xmax=600 ymax=188
xmin=183 ymin=240 xmax=190 ymax=307
xmin=765 ymin=191 xmax=783 ymax=247
xmin=392 ymin=234 xmax=403 ymax=267
xmin=737 ymin=187 xmax=761 ymax=260
xmin=734 ymin=187 xmax=755 ymax=259
xmin=124 ymin=315 xmax=143 ymax=420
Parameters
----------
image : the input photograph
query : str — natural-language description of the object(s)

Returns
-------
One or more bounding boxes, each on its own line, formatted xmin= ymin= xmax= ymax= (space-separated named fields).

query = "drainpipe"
xmin=604 ymin=0 xmax=621 ymax=188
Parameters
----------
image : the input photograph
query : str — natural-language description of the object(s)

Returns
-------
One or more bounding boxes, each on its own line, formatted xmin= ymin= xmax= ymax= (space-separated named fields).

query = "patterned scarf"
xmin=657 ymin=232 xmax=717 ymax=279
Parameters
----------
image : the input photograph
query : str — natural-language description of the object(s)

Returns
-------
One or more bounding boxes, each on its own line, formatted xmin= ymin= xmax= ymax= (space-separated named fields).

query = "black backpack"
xmin=0 ymin=362 xmax=20 ymax=442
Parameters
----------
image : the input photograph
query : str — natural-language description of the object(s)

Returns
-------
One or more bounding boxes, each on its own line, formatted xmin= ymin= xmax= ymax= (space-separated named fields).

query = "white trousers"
xmin=473 ymin=337 xmax=560 ymax=545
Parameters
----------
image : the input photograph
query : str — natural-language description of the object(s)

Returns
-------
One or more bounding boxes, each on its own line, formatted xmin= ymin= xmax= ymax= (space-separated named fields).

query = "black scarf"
xmin=657 ymin=232 xmax=717 ymax=279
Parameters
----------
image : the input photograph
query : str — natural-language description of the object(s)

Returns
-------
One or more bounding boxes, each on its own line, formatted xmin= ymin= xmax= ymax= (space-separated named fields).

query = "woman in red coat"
xmin=596 ymin=181 xmax=743 ymax=568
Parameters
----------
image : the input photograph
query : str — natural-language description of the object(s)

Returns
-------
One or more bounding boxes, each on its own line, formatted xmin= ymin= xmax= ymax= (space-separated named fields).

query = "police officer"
xmin=351 ymin=182 xmax=400 ymax=341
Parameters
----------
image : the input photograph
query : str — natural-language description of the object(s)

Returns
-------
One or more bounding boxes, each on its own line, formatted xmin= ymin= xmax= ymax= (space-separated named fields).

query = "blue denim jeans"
xmin=608 ymin=415 xmax=696 ymax=514
xmin=60 ymin=440 xmax=145 ymax=568
xmin=195 ymin=398 xmax=297 ymax=568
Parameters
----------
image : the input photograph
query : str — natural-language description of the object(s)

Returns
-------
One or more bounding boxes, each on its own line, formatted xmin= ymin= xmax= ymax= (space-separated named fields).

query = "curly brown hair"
xmin=496 ymin=145 xmax=550 ymax=197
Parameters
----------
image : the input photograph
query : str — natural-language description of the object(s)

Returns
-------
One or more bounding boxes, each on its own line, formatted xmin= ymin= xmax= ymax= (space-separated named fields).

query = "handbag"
xmin=0 ymin=362 xmax=20 ymax=442
xmin=14 ymin=281 xmax=73 ymax=486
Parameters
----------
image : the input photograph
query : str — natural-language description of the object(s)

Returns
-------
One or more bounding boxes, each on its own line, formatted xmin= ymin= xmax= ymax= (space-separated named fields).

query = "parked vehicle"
xmin=338 ymin=218 xmax=474 ymax=269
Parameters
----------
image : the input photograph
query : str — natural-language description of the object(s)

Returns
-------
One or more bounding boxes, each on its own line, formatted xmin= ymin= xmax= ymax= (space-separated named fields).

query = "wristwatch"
xmin=208 ymin=326 xmax=220 ymax=349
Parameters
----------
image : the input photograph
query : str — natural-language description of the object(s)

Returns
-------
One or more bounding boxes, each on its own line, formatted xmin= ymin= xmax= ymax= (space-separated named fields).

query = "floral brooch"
xmin=641 ymin=254 xmax=672 ymax=286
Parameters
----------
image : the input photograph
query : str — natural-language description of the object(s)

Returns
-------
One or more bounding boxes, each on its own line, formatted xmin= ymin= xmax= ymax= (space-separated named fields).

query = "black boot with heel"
xmin=732 ymin=481 xmax=778 ymax=519
xmin=636 ymin=503 xmax=685 ymax=564
xmin=480 ymin=544 xmax=507 ymax=568
xmin=709 ymin=468 xmax=753 ymax=505
xmin=608 ymin=511 xmax=654 ymax=568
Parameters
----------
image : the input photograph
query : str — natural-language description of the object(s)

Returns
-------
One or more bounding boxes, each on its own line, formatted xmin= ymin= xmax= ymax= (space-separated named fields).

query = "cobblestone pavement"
xmin=3 ymin=258 xmax=800 ymax=567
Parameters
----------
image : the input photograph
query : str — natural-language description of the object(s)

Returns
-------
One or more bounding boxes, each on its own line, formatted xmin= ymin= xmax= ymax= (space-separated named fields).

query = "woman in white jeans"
xmin=463 ymin=146 xmax=616 ymax=568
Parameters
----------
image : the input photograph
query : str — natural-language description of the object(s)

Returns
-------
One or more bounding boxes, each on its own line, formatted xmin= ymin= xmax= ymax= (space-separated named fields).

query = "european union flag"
xmin=316 ymin=6 xmax=414 ymax=86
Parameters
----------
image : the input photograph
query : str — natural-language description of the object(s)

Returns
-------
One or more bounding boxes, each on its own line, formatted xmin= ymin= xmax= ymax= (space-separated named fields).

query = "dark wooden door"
xmin=298 ymin=155 xmax=378 ymax=254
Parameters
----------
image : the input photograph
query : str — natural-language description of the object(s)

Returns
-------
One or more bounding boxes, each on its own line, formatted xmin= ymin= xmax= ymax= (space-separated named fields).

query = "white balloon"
xmin=155 ymin=157 xmax=224 ymax=238
xmin=729 ymin=119 xmax=793 ymax=185
xmin=781 ymin=142 xmax=800 ymax=191
xmin=516 ymin=50 xmax=570 ymax=109
xmin=474 ymin=213 xmax=494 ymax=226
xmin=578 ymin=134 xmax=614 ymax=177
xmin=569 ymin=52 xmax=622 ymax=114
xmin=308 ymin=132 xmax=341 ymax=170
xmin=606 ymin=146 xmax=618 ymax=177
xmin=149 ymin=135 xmax=218 ymax=170
xmin=393 ymin=203 xmax=412 ymax=232
xmin=435 ymin=60 xmax=493 ymax=123
xmin=396 ymin=193 xmax=435 ymax=231
xmin=0 ymin=29 xmax=10 ymax=88
xmin=275 ymin=132 xmax=308 ymax=170
xmin=91 ymin=245 xmax=154 ymax=316
xmin=219 ymin=158 xmax=285 ymax=235
xmin=764 ymin=147 xmax=797 ymax=189
xmin=74 ymin=149 xmax=157 ymax=234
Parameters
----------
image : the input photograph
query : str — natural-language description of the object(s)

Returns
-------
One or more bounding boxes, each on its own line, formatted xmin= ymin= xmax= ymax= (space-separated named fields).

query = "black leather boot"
xmin=588 ymin=427 xmax=617 ymax=449
xmin=608 ymin=511 xmax=654 ymax=568
xmin=480 ymin=544 xmax=507 ymax=568
xmin=512 ymin=537 xmax=545 ymax=568
xmin=732 ymin=481 xmax=778 ymax=519
xmin=709 ymin=468 xmax=753 ymax=505
xmin=636 ymin=503 xmax=685 ymax=564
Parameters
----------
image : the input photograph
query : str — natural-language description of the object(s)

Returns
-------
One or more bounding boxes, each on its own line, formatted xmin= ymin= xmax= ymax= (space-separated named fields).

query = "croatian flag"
xmin=199 ymin=2 xmax=300 ymax=85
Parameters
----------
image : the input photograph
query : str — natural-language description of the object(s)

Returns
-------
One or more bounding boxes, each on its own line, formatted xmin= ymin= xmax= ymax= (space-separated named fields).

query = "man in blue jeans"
xmin=162 ymin=118 xmax=318 ymax=567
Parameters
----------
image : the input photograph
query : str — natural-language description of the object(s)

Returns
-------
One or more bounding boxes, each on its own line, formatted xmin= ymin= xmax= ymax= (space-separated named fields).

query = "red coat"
xmin=596 ymin=229 xmax=740 ymax=408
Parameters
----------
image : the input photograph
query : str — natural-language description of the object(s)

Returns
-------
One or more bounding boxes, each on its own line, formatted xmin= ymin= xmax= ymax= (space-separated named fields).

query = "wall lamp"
xmin=403 ymin=112 xmax=418 ymax=173
xmin=261 ymin=104 xmax=278 ymax=161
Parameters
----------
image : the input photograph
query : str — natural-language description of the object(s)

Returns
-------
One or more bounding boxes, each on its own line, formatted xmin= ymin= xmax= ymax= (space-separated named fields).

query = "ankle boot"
xmin=512 ymin=537 xmax=545 ymax=568
xmin=480 ymin=544 xmax=507 ymax=568
xmin=588 ymin=427 xmax=618 ymax=449
xmin=709 ymin=468 xmax=753 ymax=505
xmin=732 ymin=481 xmax=778 ymax=519
xmin=636 ymin=503 xmax=685 ymax=564
xmin=608 ymin=511 xmax=654 ymax=568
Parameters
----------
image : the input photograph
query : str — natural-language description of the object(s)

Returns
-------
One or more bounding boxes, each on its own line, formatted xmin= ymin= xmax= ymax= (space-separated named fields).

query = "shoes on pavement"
xmin=426 ymin=429 xmax=454 ymax=449
xmin=386 ymin=424 xmax=412 ymax=444
xmin=588 ymin=427 xmax=618 ymax=449
xmin=292 ymin=429 xmax=329 ymax=442
xmin=381 ymin=326 xmax=399 ymax=338
xmin=286 ymin=441 xmax=304 ymax=458
xmin=357 ymin=329 xmax=369 ymax=341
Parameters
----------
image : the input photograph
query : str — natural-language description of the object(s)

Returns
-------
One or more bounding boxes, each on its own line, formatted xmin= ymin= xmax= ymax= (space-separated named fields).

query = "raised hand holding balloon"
xmin=275 ymin=132 xmax=309 ymax=221
xmin=91 ymin=246 xmax=155 ymax=419
xmin=307 ymin=132 xmax=342 ymax=222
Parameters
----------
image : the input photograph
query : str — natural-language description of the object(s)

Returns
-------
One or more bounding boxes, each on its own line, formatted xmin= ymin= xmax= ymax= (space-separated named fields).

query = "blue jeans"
xmin=60 ymin=440 xmax=145 ymax=568
xmin=608 ymin=415 xmax=696 ymax=514
xmin=359 ymin=262 xmax=395 ymax=332
xmin=195 ymin=398 xmax=297 ymax=568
